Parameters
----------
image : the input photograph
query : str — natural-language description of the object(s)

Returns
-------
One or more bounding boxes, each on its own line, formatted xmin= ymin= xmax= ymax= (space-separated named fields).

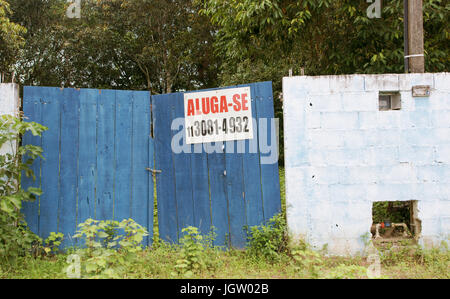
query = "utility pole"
xmin=405 ymin=0 xmax=425 ymax=73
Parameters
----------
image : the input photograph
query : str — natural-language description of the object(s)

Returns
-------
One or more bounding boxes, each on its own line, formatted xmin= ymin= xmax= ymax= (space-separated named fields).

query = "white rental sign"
xmin=184 ymin=87 xmax=253 ymax=144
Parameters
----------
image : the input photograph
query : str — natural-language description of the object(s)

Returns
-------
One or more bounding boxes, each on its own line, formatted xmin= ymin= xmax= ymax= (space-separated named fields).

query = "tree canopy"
xmin=0 ymin=0 xmax=26 ymax=80
xmin=1 ymin=0 xmax=448 ymax=91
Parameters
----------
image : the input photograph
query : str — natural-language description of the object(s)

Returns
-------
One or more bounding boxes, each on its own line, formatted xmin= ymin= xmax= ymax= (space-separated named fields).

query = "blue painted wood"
xmin=59 ymin=88 xmax=80 ymax=247
xmin=114 ymin=90 xmax=133 ymax=222
xmin=208 ymin=143 xmax=230 ymax=248
xmin=242 ymin=84 xmax=265 ymax=230
xmin=96 ymin=89 xmax=116 ymax=221
xmin=255 ymin=82 xmax=282 ymax=222
xmin=171 ymin=93 xmax=195 ymax=237
xmin=225 ymin=146 xmax=246 ymax=248
xmin=21 ymin=87 xmax=42 ymax=235
xmin=131 ymin=90 xmax=153 ymax=245
xmin=153 ymin=93 xmax=179 ymax=243
xmin=190 ymin=149 xmax=211 ymax=236
xmin=37 ymin=87 xmax=61 ymax=240
xmin=21 ymin=81 xmax=280 ymax=250
xmin=77 ymin=89 xmax=98 ymax=226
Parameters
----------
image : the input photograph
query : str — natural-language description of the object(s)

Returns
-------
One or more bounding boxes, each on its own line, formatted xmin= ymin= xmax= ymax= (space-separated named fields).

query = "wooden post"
xmin=407 ymin=0 xmax=425 ymax=73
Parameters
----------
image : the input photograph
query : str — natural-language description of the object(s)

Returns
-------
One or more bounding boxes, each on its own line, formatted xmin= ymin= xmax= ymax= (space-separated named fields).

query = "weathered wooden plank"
xmin=153 ymin=93 xmax=178 ymax=243
xmin=131 ymin=90 xmax=152 ymax=245
xmin=77 ymin=89 xmax=98 ymax=226
xmin=59 ymin=88 xmax=80 ymax=247
xmin=37 ymin=87 xmax=61 ymax=240
xmin=190 ymin=147 xmax=211 ymax=236
xmin=96 ymin=89 xmax=116 ymax=221
xmin=172 ymin=93 xmax=195 ymax=237
xmin=255 ymin=82 xmax=281 ymax=222
xmin=242 ymin=84 xmax=265 ymax=230
xmin=114 ymin=90 xmax=133 ymax=222
xmin=225 ymin=143 xmax=246 ymax=248
xmin=21 ymin=87 xmax=43 ymax=235
xmin=208 ymin=142 xmax=230 ymax=248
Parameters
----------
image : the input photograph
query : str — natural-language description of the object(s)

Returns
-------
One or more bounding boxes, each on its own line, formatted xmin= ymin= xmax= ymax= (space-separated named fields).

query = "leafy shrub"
xmin=69 ymin=218 xmax=149 ymax=278
xmin=291 ymin=245 xmax=324 ymax=278
xmin=245 ymin=213 xmax=289 ymax=263
xmin=0 ymin=114 xmax=47 ymax=265
xmin=43 ymin=232 xmax=64 ymax=255
xmin=172 ymin=226 xmax=218 ymax=278
xmin=372 ymin=201 xmax=410 ymax=224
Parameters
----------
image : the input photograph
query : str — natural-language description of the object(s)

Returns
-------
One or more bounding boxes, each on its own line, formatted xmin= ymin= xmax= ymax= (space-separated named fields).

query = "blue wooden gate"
xmin=21 ymin=81 xmax=281 ymax=249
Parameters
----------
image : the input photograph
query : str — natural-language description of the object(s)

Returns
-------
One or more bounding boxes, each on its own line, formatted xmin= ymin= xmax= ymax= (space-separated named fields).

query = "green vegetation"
xmin=1 ymin=168 xmax=449 ymax=279
xmin=0 ymin=115 xmax=47 ymax=265
xmin=0 ymin=0 xmax=448 ymax=280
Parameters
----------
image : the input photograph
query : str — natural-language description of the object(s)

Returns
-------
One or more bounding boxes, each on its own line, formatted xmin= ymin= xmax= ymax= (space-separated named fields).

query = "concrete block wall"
xmin=283 ymin=73 xmax=450 ymax=256
xmin=0 ymin=83 xmax=21 ymax=155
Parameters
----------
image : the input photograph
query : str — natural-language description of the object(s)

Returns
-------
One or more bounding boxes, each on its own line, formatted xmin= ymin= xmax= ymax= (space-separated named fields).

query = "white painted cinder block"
xmin=0 ymin=84 xmax=21 ymax=156
xmin=0 ymin=83 xmax=20 ymax=116
xmin=283 ymin=73 xmax=450 ymax=256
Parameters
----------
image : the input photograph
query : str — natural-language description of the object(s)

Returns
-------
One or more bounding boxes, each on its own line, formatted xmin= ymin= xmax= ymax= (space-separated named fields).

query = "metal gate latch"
xmin=146 ymin=168 xmax=162 ymax=176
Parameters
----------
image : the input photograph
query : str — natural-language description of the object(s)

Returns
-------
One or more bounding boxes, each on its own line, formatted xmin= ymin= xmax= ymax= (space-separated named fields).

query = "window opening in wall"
xmin=371 ymin=200 xmax=420 ymax=247
xmin=379 ymin=91 xmax=401 ymax=111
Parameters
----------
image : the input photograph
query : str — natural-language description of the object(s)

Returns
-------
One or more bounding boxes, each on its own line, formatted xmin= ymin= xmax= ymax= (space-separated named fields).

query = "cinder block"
xmin=305 ymin=112 xmax=322 ymax=129
xmin=321 ymin=112 xmax=359 ymax=130
xmin=377 ymin=111 xmax=402 ymax=129
xmin=308 ymin=93 xmax=342 ymax=112
xmin=414 ymin=97 xmax=432 ymax=110
xmin=283 ymin=77 xmax=309 ymax=99
xmin=308 ymin=129 xmax=344 ymax=148
xmin=431 ymin=110 xmax=450 ymax=128
xmin=373 ymin=129 xmax=402 ymax=147
xmin=438 ymin=183 xmax=450 ymax=198
xmin=399 ymin=73 xmax=434 ymax=91
xmin=417 ymin=183 xmax=442 ymax=200
xmin=415 ymin=165 xmax=446 ymax=183
xmin=0 ymin=83 xmax=20 ymax=115
xmin=307 ymin=149 xmax=328 ymax=166
xmin=309 ymin=184 xmax=331 ymax=200
xmin=365 ymin=146 xmax=399 ymax=166
xmin=402 ymin=128 xmax=437 ymax=146
xmin=433 ymin=73 xmax=450 ymax=91
xmin=284 ymin=97 xmax=307 ymax=121
xmin=359 ymin=112 xmax=378 ymax=129
xmin=434 ymin=128 xmax=450 ymax=144
xmin=341 ymin=91 xmax=378 ymax=112
xmin=378 ymin=164 xmax=416 ymax=183
xmin=284 ymin=145 xmax=309 ymax=167
xmin=342 ymin=130 xmax=368 ymax=148
xmin=429 ymin=91 xmax=450 ymax=110
xmin=329 ymin=75 xmax=366 ymax=93
xmin=367 ymin=183 xmax=417 ymax=202
xmin=301 ymin=76 xmax=332 ymax=95
xmin=398 ymin=145 xmax=435 ymax=164
xmin=406 ymin=110 xmax=432 ymax=128
xmin=325 ymin=148 xmax=365 ymax=166
xmin=340 ymin=166 xmax=378 ymax=184
xmin=435 ymin=145 xmax=450 ymax=163
xmin=308 ymin=201 xmax=332 ymax=221
xmin=364 ymin=74 xmax=399 ymax=92
xmin=309 ymin=166 xmax=342 ymax=185
xmin=399 ymin=92 xmax=415 ymax=111
xmin=329 ymin=184 xmax=368 ymax=200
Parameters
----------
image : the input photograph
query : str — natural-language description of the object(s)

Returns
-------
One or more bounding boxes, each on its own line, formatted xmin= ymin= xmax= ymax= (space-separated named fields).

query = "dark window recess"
xmin=379 ymin=92 xmax=401 ymax=111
